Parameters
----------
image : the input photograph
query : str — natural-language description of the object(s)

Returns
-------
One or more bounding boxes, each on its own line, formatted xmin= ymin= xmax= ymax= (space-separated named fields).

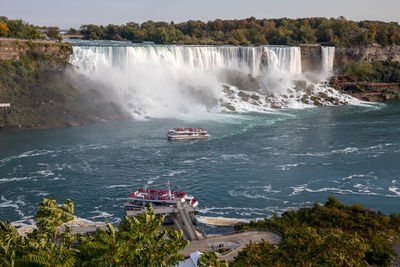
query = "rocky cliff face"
xmin=0 ymin=38 xmax=71 ymax=62
xmin=300 ymin=44 xmax=322 ymax=72
xmin=334 ymin=44 xmax=400 ymax=66
xmin=300 ymin=44 xmax=400 ymax=71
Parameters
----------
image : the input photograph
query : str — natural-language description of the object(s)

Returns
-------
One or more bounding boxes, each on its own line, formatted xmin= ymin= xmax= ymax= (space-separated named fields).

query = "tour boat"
xmin=167 ymin=127 xmax=209 ymax=140
xmin=125 ymin=188 xmax=198 ymax=210
xmin=124 ymin=184 xmax=198 ymax=220
xmin=124 ymin=183 xmax=206 ymax=240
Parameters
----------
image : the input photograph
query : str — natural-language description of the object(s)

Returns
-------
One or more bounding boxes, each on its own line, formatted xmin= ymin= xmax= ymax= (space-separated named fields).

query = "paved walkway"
xmin=181 ymin=230 xmax=282 ymax=261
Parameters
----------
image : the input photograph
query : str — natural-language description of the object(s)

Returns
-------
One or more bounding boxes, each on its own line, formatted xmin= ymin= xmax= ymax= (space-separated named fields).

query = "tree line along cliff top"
xmin=73 ymin=16 xmax=400 ymax=47
xmin=1 ymin=16 xmax=400 ymax=47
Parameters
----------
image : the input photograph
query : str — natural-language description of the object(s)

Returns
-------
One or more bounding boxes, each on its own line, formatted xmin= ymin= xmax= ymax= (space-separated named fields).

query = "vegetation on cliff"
xmin=0 ymin=16 xmax=62 ymax=40
xmin=339 ymin=61 xmax=400 ymax=83
xmin=235 ymin=196 xmax=400 ymax=266
xmin=0 ymin=16 xmax=41 ymax=39
xmin=78 ymin=17 xmax=400 ymax=47
xmin=0 ymin=42 xmax=128 ymax=130
xmin=331 ymin=61 xmax=400 ymax=100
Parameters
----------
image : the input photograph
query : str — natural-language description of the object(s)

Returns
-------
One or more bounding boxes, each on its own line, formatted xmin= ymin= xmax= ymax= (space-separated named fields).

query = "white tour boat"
xmin=123 ymin=183 xmax=205 ymax=240
xmin=124 ymin=186 xmax=198 ymax=219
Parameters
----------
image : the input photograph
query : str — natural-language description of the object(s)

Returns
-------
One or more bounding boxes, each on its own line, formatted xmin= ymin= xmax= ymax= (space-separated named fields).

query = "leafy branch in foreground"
xmin=78 ymin=205 xmax=188 ymax=266
xmin=198 ymin=251 xmax=229 ymax=267
xmin=1 ymin=198 xmax=189 ymax=267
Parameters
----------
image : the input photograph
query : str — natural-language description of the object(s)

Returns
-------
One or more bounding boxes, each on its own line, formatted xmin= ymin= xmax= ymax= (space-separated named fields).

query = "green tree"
xmin=0 ymin=22 xmax=9 ymax=36
xmin=198 ymin=252 xmax=229 ymax=267
xmin=34 ymin=197 xmax=74 ymax=242
xmin=78 ymin=205 xmax=189 ymax=266
xmin=47 ymin=27 xmax=61 ymax=41
xmin=23 ymin=237 xmax=77 ymax=267
xmin=0 ymin=221 xmax=27 ymax=267
xmin=233 ymin=228 xmax=370 ymax=266
xmin=23 ymin=198 xmax=76 ymax=266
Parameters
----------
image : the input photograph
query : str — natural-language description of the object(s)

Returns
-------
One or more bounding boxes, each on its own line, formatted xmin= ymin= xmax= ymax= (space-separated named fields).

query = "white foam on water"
xmin=0 ymin=196 xmax=25 ymax=217
xmin=332 ymin=147 xmax=359 ymax=154
xmin=183 ymin=160 xmax=196 ymax=164
xmin=105 ymin=184 xmax=132 ymax=189
xmin=0 ymin=150 xmax=55 ymax=165
xmin=50 ymin=177 xmax=65 ymax=181
xmin=0 ymin=176 xmax=35 ymax=183
xmin=198 ymin=205 xmax=299 ymax=217
xmin=341 ymin=173 xmax=378 ymax=181
xmin=388 ymin=187 xmax=400 ymax=196
xmin=275 ymin=162 xmax=306 ymax=171
xmin=147 ymin=175 xmax=160 ymax=185
xmin=288 ymin=185 xmax=380 ymax=196
xmin=164 ymin=170 xmax=186 ymax=177
xmin=289 ymin=176 xmax=399 ymax=198
xmin=91 ymin=210 xmax=113 ymax=218
xmin=228 ymin=190 xmax=281 ymax=201
xmin=182 ymin=157 xmax=211 ymax=164
xmin=227 ymin=185 xmax=282 ymax=202
xmin=36 ymin=192 xmax=50 ymax=196
xmin=261 ymin=185 xmax=281 ymax=193
xmin=36 ymin=170 xmax=55 ymax=177
xmin=389 ymin=180 xmax=400 ymax=196
xmin=220 ymin=154 xmax=248 ymax=160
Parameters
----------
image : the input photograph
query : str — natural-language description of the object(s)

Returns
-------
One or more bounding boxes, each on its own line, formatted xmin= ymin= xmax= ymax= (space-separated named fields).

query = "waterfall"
xmin=264 ymin=46 xmax=302 ymax=75
xmin=321 ymin=46 xmax=335 ymax=73
xmin=69 ymin=42 xmax=358 ymax=117
xmin=70 ymin=45 xmax=301 ymax=77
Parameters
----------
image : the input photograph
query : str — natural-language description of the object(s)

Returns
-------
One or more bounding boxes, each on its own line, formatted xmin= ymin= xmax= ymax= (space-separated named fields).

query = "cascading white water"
xmin=70 ymin=42 xmax=358 ymax=118
xmin=264 ymin=46 xmax=302 ymax=75
xmin=321 ymin=46 xmax=335 ymax=73
xmin=70 ymin=45 xmax=301 ymax=76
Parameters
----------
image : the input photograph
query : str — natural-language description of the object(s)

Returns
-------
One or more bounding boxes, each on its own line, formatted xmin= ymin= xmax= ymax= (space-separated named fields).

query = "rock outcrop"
xmin=334 ymin=44 xmax=400 ymax=65
xmin=0 ymin=39 xmax=129 ymax=130
xmin=300 ymin=43 xmax=400 ymax=72
xmin=0 ymin=38 xmax=71 ymax=62
xmin=300 ymin=44 xmax=322 ymax=72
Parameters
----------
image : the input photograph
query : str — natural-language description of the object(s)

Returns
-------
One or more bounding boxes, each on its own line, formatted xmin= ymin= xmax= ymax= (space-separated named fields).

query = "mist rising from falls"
xmin=70 ymin=42 xmax=358 ymax=118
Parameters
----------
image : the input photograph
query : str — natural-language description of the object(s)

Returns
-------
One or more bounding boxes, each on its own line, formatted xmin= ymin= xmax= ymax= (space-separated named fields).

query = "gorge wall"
xmin=300 ymin=44 xmax=400 ymax=71
xmin=0 ymin=38 xmax=71 ymax=62
xmin=0 ymin=39 xmax=128 ymax=130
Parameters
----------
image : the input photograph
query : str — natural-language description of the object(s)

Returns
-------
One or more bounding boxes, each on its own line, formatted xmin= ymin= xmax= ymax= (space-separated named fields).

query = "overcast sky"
xmin=2 ymin=0 xmax=400 ymax=29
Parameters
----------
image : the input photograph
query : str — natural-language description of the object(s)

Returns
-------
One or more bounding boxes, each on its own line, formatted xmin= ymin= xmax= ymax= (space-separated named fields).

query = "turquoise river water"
xmin=1 ymin=102 xmax=400 ymax=231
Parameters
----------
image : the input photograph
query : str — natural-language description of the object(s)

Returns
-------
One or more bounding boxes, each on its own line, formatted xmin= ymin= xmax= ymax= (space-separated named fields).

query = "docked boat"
xmin=124 ymin=184 xmax=205 ymax=240
xmin=124 ymin=186 xmax=198 ymax=221
xmin=167 ymin=127 xmax=209 ymax=140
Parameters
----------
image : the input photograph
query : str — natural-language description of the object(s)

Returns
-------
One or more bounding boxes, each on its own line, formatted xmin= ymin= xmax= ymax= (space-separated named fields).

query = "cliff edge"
xmin=0 ymin=39 xmax=129 ymax=130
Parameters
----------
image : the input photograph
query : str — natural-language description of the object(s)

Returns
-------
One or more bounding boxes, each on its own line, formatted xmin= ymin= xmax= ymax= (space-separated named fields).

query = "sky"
xmin=2 ymin=0 xmax=400 ymax=29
